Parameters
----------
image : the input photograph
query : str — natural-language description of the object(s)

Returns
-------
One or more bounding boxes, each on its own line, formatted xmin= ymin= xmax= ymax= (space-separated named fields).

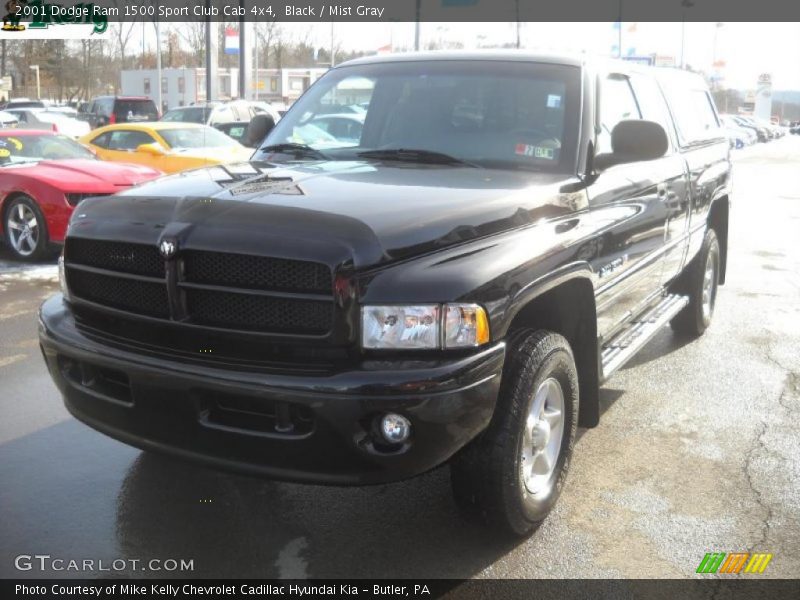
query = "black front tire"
xmin=671 ymin=229 xmax=720 ymax=337
xmin=450 ymin=330 xmax=579 ymax=537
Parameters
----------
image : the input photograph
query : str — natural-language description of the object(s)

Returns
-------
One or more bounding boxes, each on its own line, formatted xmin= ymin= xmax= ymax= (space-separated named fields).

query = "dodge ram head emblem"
xmin=159 ymin=239 xmax=177 ymax=259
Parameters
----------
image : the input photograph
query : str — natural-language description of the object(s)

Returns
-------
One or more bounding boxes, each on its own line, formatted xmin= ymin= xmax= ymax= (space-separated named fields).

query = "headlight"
xmin=58 ymin=253 xmax=70 ymax=301
xmin=361 ymin=303 xmax=489 ymax=350
xmin=444 ymin=304 xmax=490 ymax=348
xmin=362 ymin=305 xmax=440 ymax=350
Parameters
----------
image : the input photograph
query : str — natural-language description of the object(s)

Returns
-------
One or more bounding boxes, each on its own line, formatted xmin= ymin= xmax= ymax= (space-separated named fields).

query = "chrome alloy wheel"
xmin=6 ymin=202 xmax=39 ymax=257
xmin=520 ymin=377 xmax=565 ymax=496
xmin=701 ymin=250 xmax=717 ymax=322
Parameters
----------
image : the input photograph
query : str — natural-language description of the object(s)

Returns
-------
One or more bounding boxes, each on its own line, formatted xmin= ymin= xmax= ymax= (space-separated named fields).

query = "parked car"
xmin=79 ymin=122 xmax=253 ymax=173
xmin=48 ymin=106 xmax=80 ymax=118
xmin=5 ymin=108 xmax=91 ymax=138
xmin=162 ymin=100 xmax=281 ymax=129
xmin=214 ymin=114 xmax=277 ymax=148
xmin=0 ymin=130 xmax=161 ymax=260
xmin=78 ymin=96 xmax=159 ymax=129
xmin=730 ymin=115 xmax=769 ymax=142
xmin=214 ymin=121 xmax=250 ymax=145
xmin=161 ymin=102 xmax=229 ymax=126
xmin=42 ymin=52 xmax=731 ymax=536
xmin=3 ymin=98 xmax=46 ymax=110
xmin=719 ymin=115 xmax=756 ymax=147
xmin=0 ymin=110 xmax=19 ymax=128
xmin=310 ymin=113 xmax=365 ymax=145
xmin=248 ymin=101 xmax=283 ymax=125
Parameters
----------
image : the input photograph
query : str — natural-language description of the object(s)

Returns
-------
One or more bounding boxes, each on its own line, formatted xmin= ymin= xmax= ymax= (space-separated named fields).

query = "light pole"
xmin=711 ymin=22 xmax=723 ymax=91
xmin=154 ymin=17 xmax=162 ymax=113
xmin=29 ymin=65 xmax=40 ymax=99
xmin=680 ymin=0 xmax=695 ymax=69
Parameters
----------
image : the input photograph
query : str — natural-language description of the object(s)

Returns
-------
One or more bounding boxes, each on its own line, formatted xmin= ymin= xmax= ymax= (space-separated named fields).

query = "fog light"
xmin=380 ymin=413 xmax=411 ymax=444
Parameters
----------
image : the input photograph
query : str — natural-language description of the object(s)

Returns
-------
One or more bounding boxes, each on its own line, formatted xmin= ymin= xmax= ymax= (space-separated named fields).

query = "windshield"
xmin=0 ymin=133 xmax=95 ymax=164
xmin=257 ymin=60 xmax=580 ymax=171
xmin=159 ymin=126 xmax=241 ymax=149
xmin=162 ymin=107 xmax=211 ymax=124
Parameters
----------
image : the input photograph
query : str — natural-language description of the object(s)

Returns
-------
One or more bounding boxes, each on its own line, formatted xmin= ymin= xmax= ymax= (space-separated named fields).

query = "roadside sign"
xmin=0 ymin=76 xmax=11 ymax=92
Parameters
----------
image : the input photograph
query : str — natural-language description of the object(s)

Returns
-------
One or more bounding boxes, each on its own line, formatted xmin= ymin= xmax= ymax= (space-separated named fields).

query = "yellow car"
xmin=79 ymin=122 xmax=253 ymax=174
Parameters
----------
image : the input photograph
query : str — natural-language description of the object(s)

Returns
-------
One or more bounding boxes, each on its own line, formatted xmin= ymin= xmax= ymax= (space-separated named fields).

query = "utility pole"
xmin=254 ymin=24 xmax=259 ymax=101
xmin=515 ymin=0 xmax=520 ymax=48
xmin=414 ymin=0 xmax=421 ymax=50
xmin=330 ymin=21 xmax=335 ymax=67
xmin=238 ymin=3 xmax=246 ymax=99
xmin=680 ymin=0 xmax=695 ymax=69
xmin=205 ymin=0 xmax=218 ymax=103
xmin=155 ymin=18 xmax=162 ymax=111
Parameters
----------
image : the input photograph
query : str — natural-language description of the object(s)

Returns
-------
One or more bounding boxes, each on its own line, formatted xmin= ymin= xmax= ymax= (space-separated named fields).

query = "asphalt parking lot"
xmin=1 ymin=138 xmax=799 ymax=580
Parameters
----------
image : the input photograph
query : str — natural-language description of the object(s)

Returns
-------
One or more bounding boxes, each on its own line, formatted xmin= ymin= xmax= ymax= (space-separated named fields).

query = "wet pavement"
xmin=1 ymin=139 xmax=799 ymax=579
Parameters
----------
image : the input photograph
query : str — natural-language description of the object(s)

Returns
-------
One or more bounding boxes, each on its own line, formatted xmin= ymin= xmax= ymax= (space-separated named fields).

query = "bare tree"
xmin=108 ymin=2 xmax=137 ymax=71
xmin=176 ymin=21 xmax=206 ymax=66
xmin=255 ymin=22 xmax=282 ymax=69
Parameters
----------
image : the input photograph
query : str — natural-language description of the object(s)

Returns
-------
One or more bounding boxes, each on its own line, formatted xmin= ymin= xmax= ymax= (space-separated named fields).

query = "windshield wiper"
xmin=258 ymin=143 xmax=329 ymax=160
xmin=357 ymin=148 xmax=480 ymax=167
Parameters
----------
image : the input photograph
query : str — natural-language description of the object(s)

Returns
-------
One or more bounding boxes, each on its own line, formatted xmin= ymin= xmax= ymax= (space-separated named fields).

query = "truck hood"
xmin=73 ymin=160 xmax=584 ymax=270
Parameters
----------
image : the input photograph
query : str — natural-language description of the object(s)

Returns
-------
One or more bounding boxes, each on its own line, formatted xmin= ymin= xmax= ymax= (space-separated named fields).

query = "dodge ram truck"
xmin=39 ymin=52 xmax=730 ymax=536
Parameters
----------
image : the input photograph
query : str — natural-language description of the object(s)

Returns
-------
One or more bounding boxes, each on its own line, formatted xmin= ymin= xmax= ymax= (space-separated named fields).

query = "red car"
xmin=0 ymin=130 xmax=162 ymax=260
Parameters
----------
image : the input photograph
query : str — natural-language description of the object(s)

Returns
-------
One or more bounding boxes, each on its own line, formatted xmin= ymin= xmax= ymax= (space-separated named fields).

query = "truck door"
xmin=629 ymin=73 xmax=692 ymax=286
xmin=587 ymin=73 xmax=682 ymax=340
xmin=657 ymin=80 xmax=730 ymax=275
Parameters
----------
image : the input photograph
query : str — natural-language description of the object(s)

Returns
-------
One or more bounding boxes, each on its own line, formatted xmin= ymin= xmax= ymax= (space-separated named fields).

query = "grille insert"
xmin=66 ymin=238 xmax=164 ymax=277
xmin=184 ymin=250 xmax=332 ymax=293
xmin=187 ymin=289 xmax=332 ymax=334
xmin=66 ymin=269 xmax=169 ymax=318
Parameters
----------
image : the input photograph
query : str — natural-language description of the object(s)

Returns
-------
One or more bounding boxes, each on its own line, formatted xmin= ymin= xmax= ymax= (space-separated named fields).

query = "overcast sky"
xmin=292 ymin=21 xmax=800 ymax=90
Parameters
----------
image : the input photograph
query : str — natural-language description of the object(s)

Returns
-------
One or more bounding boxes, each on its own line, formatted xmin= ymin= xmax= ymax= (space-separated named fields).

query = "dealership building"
xmin=120 ymin=67 xmax=329 ymax=110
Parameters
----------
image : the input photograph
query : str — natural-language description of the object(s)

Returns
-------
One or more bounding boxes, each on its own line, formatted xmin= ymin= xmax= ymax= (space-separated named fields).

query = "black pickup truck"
xmin=39 ymin=52 xmax=730 ymax=536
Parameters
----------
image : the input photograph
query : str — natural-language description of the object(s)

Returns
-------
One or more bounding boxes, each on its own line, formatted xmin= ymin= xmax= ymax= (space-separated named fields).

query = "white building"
xmin=120 ymin=67 xmax=329 ymax=111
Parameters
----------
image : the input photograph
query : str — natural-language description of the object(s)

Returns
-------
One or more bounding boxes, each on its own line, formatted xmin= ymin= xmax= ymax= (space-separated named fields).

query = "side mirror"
xmin=136 ymin=143 xmax=165 ymax=156
xmin=244 ymin=114 xmax=275 ymax=148
xmin=594 ymin=119 xmax=668 ymax=171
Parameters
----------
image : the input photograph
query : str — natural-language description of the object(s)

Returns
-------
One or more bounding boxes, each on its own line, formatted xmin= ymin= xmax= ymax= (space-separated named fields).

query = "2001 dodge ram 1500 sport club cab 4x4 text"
xmin=39 ymin=52 xmax=730 ymax=536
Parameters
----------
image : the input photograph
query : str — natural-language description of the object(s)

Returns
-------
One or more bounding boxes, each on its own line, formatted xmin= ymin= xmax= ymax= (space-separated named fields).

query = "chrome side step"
xmin=600 ymin=293 xmax=689 ymax=381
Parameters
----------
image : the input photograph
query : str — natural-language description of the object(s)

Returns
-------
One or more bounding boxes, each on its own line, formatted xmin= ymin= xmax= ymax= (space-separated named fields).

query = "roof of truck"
xmin=337 ymin=50 xmax=709 ymax=88
xmin=338 ymin=50 xmax=585 ymax=68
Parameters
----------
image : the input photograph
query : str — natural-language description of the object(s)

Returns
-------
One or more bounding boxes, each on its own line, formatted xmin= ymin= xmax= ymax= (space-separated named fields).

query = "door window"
xmin=661 ymin=87 xmax=722 ymax=145
xmin=598 ymin=75 xmax=642 ymax=153
xmin=106 ymin=130 xmax=158 ymax=150
xmin=90 ymin=132 xmax=111 ymax=148
xmin=629 ymin=74 xmax=676 ymax=152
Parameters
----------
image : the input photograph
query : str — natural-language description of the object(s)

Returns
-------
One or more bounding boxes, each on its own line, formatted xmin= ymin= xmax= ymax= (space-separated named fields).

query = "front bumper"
xmin=38 ymin=295 xmax=505 ymax=485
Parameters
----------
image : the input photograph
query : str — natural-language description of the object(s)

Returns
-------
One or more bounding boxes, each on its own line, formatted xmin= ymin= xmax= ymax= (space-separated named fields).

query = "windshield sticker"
xmin=547 ymin=94 xmax=562 ymax=109
xmin=515 ymin=144 xmax=556 ymax=160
